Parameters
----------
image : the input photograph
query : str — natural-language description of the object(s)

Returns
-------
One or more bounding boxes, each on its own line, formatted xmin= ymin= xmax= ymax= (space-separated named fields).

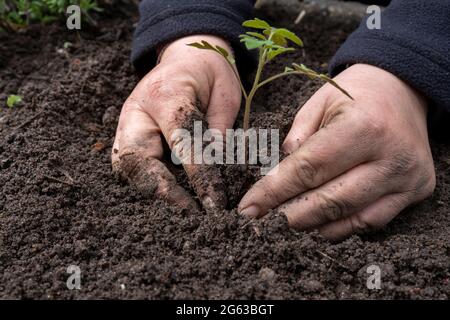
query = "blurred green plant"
xmin=0 ymin=0 xmax=102 ymax=31
xmin=6 ymin=94 xmax=22 ymax=108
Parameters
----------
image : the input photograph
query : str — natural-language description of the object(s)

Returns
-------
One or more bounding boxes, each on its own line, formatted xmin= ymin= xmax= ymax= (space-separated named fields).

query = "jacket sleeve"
xmin=330 ymin=0 xmax=450 ymax=131
xmin=131 ymin=0 xmax=255 ymax=75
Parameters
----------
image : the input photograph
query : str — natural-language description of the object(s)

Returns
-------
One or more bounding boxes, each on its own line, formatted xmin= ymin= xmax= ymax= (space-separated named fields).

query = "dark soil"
xmin=0 ymin=4 xmax=449 ymax=299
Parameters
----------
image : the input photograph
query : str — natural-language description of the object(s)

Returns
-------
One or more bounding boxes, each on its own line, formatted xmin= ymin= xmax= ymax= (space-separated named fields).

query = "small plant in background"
xmin=6 ymin=94 xmax=22 ymax=108
xmin=0 ymin=0 xmax=102 ymax=31
xmin=188 ymin=18 xmax=353 ymax=133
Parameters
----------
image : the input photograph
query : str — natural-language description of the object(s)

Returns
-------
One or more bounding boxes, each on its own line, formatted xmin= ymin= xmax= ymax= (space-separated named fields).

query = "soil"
xmin=0 ymin=3 xmax=449 ymax=299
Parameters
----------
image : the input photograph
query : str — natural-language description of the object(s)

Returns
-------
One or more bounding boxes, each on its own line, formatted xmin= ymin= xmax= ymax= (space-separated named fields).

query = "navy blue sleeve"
xmin=131 ymin=0 xmax=255 ymax=75
xmin=330 ymin=0 xmax=450 ymax=130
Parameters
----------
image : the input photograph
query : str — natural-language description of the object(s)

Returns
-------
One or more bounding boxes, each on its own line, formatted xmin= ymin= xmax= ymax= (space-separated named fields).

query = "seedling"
xmin=6 ymin=94 xmax=22 ymax=108
xmin=188 ymin=18 xmax=353 ymax=132
xmin=63 ymin=41 xmax=73 ymax=49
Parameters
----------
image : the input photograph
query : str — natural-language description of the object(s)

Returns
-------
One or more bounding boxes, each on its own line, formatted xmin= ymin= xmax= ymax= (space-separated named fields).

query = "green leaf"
xmin=242 ymin=18 xmax=271 ymax=30
xmin=187 ymin=40 xmax=214 ymax=50
xmin=216 ymin=45 xmax=235 ymax=64
xmin=215 ymin=45 xmax=229 ymax=58
xmin=7 ymin=94 xmax=22 ymax=108
xmin=267 ymin=47 xmax=295 ymax=61
xmin=319 ymin=75 xmax=354 ymax=100
xmin=275 ymin=28 xmax=304 ymax=47
xmin=239 ymin=35 xmax=272 ymax=50
xmin=187 ymin=41 xmax=235 ymax=64
xmin=270 ymin=31 xmax=288 ymax=47
xmin=291 ymin=63 xmax=353 ymax=99
xmin=284 ymin=66 xmax=294 ymax=72
xmin=245 ymin=31 xmax=266 ymax=40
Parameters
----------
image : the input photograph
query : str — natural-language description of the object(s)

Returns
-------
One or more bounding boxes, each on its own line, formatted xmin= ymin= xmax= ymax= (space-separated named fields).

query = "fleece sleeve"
xmin=330 ymin=0 xmax=450 ymax=130
xmin=131 ymin=0 xmax=255 ymax=75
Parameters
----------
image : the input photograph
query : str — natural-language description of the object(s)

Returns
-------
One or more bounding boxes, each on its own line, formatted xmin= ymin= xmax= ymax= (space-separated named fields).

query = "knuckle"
xmin=349 ymin=214 xmax=372 ymax=234
xmin=381 ymin=150 xmax=418 ymax=178
xmin=415 ymin=165 xmax=436 ymax=199
xmin=292 ymin=157 xmax=319 ymax=190
xmin=385 ymin=149 xmax=436 ymax=200
xmin=316 ymin=191 xmax=350 ymax=222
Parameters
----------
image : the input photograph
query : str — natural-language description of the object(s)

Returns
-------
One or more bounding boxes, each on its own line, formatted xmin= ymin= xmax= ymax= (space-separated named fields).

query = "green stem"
xmin=257 ymin=71 xmax=305 ymax=90
xmin=243 ymin=46 xmax=267 ymax=132
xmin=228 ymin=61 xmax=248 ymax=100
xmin=257 ymin=70 xmax=354 ymax=100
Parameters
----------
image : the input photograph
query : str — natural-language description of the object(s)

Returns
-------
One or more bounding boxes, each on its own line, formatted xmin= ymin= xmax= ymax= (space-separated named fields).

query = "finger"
xmin=149 ymin=89 xmax=227 ymax=211
xmin=318 ymin=193 xmax=410 ymax=241
xmin=206 ymin=74 xmax=242 ymax=135
xmin=239 ymin=108 xmax=383 ymax=218
xmin=280 ymin=162 xmax=398 ymax=230
xmin=112 ymin=100 xmax=198 ymax=211
xmin=282 ymin=93 xmax=326 ymax=155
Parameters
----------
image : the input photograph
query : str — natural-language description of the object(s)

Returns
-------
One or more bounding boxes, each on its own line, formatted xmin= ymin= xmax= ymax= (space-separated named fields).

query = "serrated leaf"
xmin=267 ymin=47 xmax=295 ymax=61
xmin=319 ymin=75 xmax=354 ymax=100
xmin=291 ymin=63 xmax=353 ymax=99
xmin=275 ymin=28 xmax=304 ymax=46
xmin=187 ymin=42 xmax=209 ymax=50
xmin=215 ymin=45 xmax=236 ymax=64
xmin=187 ymin=41 xmax=217 ymax=52
xmin=245 ymin=31 xmax=266 ymax=40
xmin=215 ymin=45 xmax=229 ymax=58
xmin=240 ymin=36 xmax=272 ymax=50
xmin=271 ymin=32 xmax=288 ymax=47
xmin=243 ymin=18 xmax=271 ymax=30
xmin=188 ymin=42 xmax=235 ymax=64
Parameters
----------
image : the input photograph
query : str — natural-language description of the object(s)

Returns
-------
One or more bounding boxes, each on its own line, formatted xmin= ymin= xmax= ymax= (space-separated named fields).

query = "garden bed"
xmin=0 ymin=1 xmax=449 ymax=299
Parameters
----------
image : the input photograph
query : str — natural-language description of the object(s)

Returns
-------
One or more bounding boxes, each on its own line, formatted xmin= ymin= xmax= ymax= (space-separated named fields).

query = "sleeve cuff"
xmin=330 ymin=34 xmax=450 ymax=118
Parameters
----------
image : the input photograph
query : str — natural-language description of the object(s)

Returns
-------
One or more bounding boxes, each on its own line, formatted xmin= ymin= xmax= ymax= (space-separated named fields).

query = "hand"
xmin=238 ymin=64 xmax=436 ymax=241
xmin=112 ymin=35 xmax=241 ymax=211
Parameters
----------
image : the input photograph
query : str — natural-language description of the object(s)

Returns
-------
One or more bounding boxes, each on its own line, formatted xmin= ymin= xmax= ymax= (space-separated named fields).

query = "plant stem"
xmin=242 ymin=46 xmax=268 ymax=166
xmin=226 ymin=61 xmax=248 ymax=100
xmin=257 ymin=71 xmax=354 ymax=100
xmin=243 ymin=47 xmax=267 ymax=132
xmin=256 ymin=71 xmax=295 ymax=90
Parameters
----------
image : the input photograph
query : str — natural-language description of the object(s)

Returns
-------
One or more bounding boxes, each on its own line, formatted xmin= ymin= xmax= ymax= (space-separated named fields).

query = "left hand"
xmin=238 ymin=64 xmax=436 ymax=241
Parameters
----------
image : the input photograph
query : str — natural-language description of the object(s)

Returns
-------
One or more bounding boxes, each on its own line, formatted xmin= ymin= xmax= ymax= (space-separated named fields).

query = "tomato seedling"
xmin=188 ymin=18 xmax=353 ymax=132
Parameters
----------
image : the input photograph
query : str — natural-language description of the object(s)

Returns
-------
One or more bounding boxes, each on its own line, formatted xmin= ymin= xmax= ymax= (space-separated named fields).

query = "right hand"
xmin=112 ymin=35 xmax=242 ymax=211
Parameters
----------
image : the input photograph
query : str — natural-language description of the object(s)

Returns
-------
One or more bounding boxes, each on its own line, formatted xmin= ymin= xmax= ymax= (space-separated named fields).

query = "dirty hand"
xmin=239 ymin=64 xmax=436 ymax=241
xmin=112 ymin=35 xmax=241 ymax=211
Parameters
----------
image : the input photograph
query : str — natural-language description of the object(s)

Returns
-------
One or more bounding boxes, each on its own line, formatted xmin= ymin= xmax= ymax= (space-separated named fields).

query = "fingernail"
xmin=240 ymin=205 xmax=260 ymax=219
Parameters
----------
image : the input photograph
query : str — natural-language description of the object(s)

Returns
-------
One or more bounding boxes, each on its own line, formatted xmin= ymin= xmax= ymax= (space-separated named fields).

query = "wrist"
xmin=159 ymin=34 xmax=233 ymax=63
